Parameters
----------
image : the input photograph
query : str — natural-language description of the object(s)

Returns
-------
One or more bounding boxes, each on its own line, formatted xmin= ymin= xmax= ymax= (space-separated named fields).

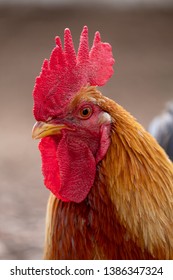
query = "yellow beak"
xmin=32 ymin=121 xmax=67 ymax=139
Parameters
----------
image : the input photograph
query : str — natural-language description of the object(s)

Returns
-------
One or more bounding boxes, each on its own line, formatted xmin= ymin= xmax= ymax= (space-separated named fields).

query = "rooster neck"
xmin=42 ymin=94 xmax=173 ymax=259
xmin=99 ymin=101 xmax=173 ymax=259
xmin=43 ymin=168 xmax=154 ymax=260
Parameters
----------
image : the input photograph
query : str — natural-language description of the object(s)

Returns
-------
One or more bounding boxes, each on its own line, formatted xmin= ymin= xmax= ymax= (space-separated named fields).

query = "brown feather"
xmin=44 ymin=87 xmax=173 ymax=259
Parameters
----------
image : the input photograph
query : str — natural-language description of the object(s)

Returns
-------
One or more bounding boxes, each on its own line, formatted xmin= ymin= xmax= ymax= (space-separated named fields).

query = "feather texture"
xmin=43 ymin=88 xmax=173 ymax=259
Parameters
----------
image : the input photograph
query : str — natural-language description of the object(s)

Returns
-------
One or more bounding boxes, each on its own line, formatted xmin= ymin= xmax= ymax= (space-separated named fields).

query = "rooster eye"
xmin=79 ymin=106 xmax=92 ymax=119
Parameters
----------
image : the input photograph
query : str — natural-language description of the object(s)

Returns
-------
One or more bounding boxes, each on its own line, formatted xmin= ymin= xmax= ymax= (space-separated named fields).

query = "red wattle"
xmin=39 ymin=133 xmax=96 ymax=203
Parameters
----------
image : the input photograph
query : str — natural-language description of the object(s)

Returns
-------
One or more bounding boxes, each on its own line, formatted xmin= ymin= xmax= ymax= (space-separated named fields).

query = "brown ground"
xmin=0 ymin=4 xmax=173 ymax=259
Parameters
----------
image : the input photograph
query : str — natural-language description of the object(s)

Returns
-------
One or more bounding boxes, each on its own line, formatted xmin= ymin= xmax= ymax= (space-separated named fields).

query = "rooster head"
xmin=32 ymin=26 xmax=115 ymax=203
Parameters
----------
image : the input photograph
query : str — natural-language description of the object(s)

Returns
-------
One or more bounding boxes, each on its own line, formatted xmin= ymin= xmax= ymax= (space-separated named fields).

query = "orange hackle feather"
xmin=44 ymin=87 xmax=173 ymax=260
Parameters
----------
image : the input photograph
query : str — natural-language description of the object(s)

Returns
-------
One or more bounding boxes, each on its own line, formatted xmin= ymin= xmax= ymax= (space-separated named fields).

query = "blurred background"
xmin=0 ymin=0 xmax=173 ymax=259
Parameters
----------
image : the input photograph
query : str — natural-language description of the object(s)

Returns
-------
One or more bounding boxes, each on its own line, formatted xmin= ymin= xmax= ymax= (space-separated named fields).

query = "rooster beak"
xmin=32 ymin=121 xmax=67 ymax=139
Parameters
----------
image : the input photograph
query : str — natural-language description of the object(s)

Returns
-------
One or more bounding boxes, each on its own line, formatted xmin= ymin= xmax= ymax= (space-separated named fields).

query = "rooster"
xmin=32 ymin=26 xmax=173 ymax=259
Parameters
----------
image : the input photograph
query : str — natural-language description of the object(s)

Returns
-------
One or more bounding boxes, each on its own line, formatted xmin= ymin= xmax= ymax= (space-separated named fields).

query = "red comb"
xmin=33 ymin=26 xmax=115 ymax=121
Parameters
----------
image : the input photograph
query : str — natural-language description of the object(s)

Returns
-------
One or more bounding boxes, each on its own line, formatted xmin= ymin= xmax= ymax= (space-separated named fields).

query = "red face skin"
xmin=38 ymin=100 xmax=111 ymax=203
